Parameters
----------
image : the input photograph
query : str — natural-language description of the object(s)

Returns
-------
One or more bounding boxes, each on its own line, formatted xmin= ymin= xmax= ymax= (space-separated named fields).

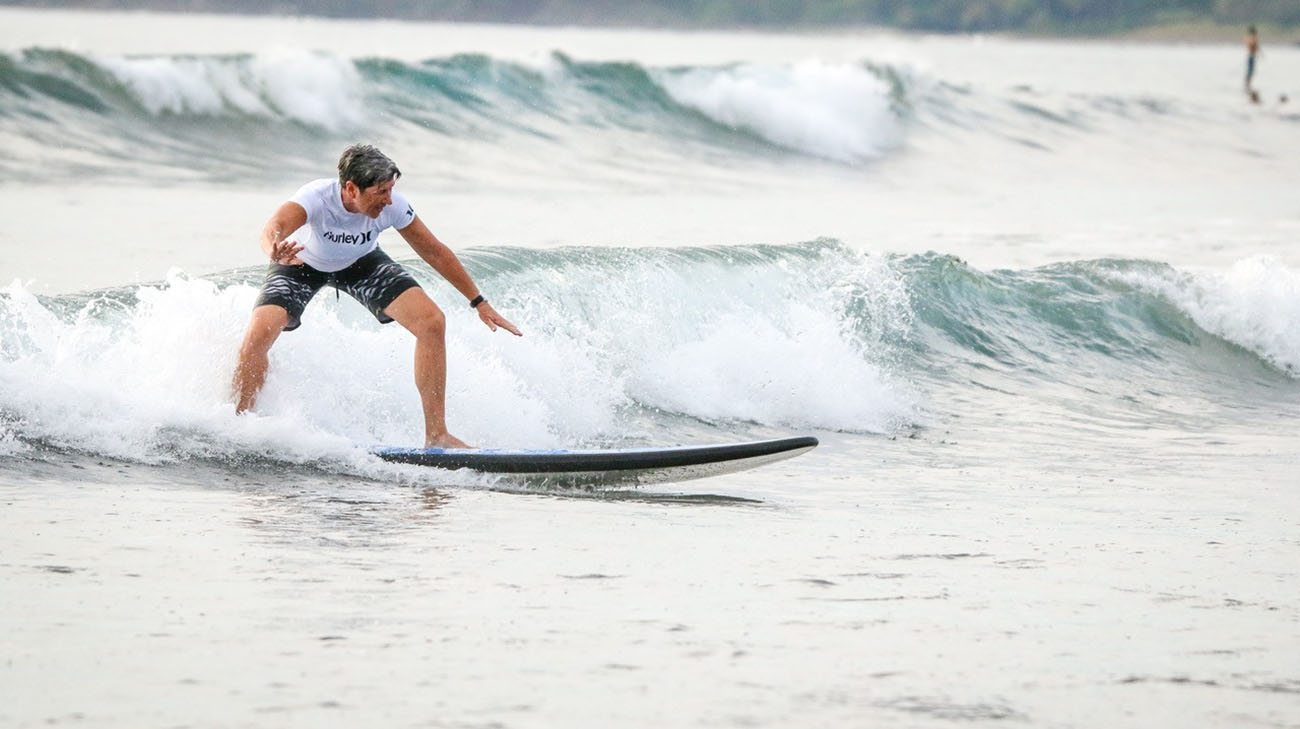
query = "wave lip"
xmin=1108 ymin=256 xmax=1300 ymax=377
xmin=94 ymin=49 xmax=365 ymax=131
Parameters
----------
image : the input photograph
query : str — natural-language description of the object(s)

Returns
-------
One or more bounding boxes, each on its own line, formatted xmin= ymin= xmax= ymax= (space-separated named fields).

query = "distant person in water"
xmin=1245 ymin=25 xmax=1260 ymax=99
xmin=231 ymin=144 xmax=522 ymax=448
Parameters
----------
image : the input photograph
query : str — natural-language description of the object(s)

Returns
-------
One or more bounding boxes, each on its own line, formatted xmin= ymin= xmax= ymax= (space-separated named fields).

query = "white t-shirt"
xmin=287 ymin=178 xmax=417 ymax=272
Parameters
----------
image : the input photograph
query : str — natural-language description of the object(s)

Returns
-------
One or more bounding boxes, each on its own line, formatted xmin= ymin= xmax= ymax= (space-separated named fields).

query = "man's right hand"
xmin=270 ymin=239 xmax=305 ymax=265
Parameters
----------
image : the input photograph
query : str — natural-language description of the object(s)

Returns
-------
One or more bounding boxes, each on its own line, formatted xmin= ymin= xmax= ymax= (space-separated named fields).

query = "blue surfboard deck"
xmin=372 ymin=436 xmax=818 ymax=486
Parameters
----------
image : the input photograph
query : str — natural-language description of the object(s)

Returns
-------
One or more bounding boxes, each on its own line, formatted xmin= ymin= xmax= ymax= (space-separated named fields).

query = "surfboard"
xmin=372 ymin=436 xmax=818 ymax=486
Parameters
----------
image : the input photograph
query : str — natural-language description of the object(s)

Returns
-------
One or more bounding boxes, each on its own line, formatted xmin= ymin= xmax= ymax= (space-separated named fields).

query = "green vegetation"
xmin=5 ymin=0 xmax=1299 ymax=34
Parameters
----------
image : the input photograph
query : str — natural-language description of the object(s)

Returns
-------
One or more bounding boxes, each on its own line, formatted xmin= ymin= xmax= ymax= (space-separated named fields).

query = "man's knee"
xmin=409 ymin=305 xmax=446 ymax=342
xmin=386 ymin=289 xmax=446 ymax=340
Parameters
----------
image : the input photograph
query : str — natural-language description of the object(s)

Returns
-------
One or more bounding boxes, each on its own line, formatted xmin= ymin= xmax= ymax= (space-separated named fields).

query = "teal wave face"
xmin=0 ymin=50 xmax=112 ymax=112
xmin=899 ymin=255 xmax=1193 ymax=366
xmin=891 ymin=254 xmax=1300 ymax=435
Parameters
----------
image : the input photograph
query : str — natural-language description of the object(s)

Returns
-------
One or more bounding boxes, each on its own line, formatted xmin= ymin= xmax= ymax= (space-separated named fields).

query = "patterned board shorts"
xmin=254 ymin=248 xmax=421 ymax=331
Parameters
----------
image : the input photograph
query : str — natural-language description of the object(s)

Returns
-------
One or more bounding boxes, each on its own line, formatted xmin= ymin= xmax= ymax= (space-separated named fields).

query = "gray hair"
xmin=337 ymin=144 xmax=401 ymax=189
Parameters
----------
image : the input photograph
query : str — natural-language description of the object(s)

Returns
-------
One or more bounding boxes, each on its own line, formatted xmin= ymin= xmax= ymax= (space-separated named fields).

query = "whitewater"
xmin=2 ymin=7 xmax=1298 ymax=729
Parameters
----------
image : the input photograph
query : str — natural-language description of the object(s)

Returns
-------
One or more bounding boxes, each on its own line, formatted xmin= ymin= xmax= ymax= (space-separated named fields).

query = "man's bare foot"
xmin=427 ymin=432 xmax=472 ymax=449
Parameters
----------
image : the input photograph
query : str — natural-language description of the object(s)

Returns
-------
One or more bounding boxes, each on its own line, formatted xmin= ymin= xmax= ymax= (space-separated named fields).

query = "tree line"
xmin=5 ymin=0 xmax=1297 ymax=33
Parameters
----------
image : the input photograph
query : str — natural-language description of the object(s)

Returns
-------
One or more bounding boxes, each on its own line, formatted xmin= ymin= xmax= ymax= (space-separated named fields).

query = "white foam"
xmin=655 ymin=60 xmax=902 ymax=163
xmin=629 ymin=304 xmax=911 ymax=432
xmin=494 ymin=245 xmax=920 ymax=434
xmin=0 ymin=274 xmax=628 ymax=463
xmin=1 ymin=276 xmax=337 ymax=463
xmin=95 ymin=50 xmax=364 ymax=131
xmin=0 ymin=428 xmax=21 ymax=457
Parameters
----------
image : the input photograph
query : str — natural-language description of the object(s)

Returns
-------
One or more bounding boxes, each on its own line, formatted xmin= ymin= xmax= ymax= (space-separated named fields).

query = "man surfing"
xmin=231 ymin=144 xmax=521 ymax=448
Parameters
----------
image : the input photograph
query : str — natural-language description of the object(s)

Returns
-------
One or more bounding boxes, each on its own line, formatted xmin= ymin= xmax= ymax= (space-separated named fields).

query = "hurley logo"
xmin=323 ymin=230 xmax=374 ymax=246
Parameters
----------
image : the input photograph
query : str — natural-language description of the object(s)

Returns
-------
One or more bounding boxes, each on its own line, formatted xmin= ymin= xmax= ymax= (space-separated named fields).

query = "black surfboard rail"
xmin=372 ymin=436 xmax=819 ymax=474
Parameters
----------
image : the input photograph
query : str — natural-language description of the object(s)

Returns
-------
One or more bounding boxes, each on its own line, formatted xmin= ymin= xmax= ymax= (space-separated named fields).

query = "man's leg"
xmin=383 ymin=287 xmax=468 ymax=449
xmin=232 ymin=305 xmax=289 ymax=413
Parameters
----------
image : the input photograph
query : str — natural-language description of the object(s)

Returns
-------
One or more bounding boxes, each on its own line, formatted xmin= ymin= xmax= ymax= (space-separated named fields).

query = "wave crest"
xmin=1108 ymin=256 xmax=1300 ymax=376
xmin=656 ymin=60 xmax=903 ymax=163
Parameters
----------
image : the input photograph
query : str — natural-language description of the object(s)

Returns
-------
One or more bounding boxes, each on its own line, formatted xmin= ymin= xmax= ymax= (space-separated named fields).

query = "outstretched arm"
xmin=261 ymin=202 xmax=308 ymax=264
xmin=398 ymin=215 xmax=523 ymax=336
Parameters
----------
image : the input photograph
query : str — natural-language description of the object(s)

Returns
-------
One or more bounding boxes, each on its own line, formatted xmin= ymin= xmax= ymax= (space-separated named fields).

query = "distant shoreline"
xmin=1115 ymin=21 xmax=1300 ymax=44
xmin=1 ymin=3 xmax=1297 ymax=45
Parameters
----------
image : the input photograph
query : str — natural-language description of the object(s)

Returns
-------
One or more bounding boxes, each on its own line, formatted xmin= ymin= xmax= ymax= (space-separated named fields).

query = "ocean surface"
xmin=2 ymin=7 xmax=1299 ymax=728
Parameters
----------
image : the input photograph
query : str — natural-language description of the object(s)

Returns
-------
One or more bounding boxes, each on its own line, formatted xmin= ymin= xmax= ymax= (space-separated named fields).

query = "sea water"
xmin=1 ymin=8 xmax=1298 ymax=728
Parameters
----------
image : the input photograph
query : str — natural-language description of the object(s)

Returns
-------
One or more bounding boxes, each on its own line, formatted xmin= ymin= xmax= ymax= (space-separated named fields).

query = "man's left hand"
xmin=477 ymin=302 xmax=523 ymax=336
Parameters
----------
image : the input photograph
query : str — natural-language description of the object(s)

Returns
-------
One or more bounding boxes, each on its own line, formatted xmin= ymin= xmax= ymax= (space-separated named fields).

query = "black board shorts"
xmin=254 ymin=248 xmax=421 ymax=331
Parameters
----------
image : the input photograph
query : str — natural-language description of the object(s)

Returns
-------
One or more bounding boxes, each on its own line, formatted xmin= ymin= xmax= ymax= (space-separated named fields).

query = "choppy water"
xmin=1 ymin=8 xmax=1298 ymax=729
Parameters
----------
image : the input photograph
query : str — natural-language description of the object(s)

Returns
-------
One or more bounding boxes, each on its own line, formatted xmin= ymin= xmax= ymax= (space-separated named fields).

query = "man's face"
xmin=350 ymin=179 xmax=395 ymax=218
